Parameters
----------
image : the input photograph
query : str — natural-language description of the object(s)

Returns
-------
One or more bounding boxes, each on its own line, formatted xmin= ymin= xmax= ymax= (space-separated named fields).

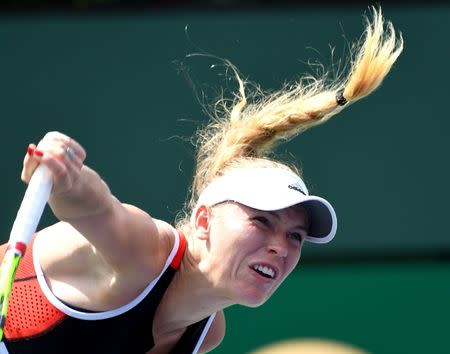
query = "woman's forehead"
xmin=216 ymin=202 xmax=308 ymax=224
xmin=264 ymin=205 xmax=309 ymax=225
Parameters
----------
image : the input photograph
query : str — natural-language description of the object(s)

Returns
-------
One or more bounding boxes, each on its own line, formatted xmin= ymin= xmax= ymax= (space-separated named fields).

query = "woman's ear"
xmin=193 ymin=205 xmax=211 ymax=240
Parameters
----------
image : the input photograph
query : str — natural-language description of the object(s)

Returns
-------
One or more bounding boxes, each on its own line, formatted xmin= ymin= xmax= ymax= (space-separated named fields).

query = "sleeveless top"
xmin=0 ymin=228 xmax=216 ymax=354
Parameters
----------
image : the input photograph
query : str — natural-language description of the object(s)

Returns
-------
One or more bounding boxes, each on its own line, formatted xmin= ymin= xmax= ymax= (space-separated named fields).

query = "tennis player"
xmin=0 ymin=8 xmax=402 ymax=354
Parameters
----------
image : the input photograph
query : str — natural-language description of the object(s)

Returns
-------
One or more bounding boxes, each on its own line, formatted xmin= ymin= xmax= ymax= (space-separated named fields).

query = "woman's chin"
xmin=236 ymin=287 xmax=272 ymax=307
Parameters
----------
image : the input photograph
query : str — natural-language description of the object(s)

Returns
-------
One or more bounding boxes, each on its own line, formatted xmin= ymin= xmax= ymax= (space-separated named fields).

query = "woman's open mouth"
xmin=250 ymin=263 xmax=277 ymax=280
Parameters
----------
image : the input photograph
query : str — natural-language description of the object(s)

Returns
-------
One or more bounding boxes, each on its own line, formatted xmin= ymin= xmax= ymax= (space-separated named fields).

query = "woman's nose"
xmin=267 ymin=233 xmax=289 ymax=258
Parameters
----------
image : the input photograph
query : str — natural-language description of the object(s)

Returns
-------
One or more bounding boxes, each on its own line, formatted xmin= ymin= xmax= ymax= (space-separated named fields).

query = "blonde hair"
xmin=176 ymin=7 xmax=403 ymax=229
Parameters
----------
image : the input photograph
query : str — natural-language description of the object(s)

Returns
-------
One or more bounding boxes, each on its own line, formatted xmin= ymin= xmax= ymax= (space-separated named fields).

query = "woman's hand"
xmin=21 ymin=131 xmax=86 ymax=196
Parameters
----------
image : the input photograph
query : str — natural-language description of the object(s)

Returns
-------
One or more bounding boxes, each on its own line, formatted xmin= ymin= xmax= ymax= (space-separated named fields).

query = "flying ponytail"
xmin=178 ymin=6 xmax=403 ymax=228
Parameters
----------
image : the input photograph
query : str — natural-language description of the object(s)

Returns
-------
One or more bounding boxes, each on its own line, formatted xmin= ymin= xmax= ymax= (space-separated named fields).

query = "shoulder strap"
xmin=170 ymin=314 xmax=216 ymax=354
xmin=170 ymin=231 xmax=186 ymax=270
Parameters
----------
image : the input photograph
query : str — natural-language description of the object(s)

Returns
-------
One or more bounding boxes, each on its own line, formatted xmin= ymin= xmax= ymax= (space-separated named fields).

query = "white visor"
xmin=193 ymin=167 xmax=337 ymax=244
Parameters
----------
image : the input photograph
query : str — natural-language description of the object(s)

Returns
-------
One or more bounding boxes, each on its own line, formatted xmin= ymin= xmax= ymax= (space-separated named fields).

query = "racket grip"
xmin=8 ymin=165 xmax=53 ymax=250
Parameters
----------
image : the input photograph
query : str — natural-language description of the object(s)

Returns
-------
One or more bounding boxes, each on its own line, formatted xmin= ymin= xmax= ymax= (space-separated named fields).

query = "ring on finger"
xmin=66 ymin=146 xmax=76 ymax=160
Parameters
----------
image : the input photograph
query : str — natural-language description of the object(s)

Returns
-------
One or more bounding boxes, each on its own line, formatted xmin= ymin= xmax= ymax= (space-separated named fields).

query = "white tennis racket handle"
xmin=9 ymin=164 xmax=53 ymax=246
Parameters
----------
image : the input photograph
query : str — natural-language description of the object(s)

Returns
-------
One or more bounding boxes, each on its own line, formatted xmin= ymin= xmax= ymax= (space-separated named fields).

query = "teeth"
xmin=253 ymin=264 xmax=275 ymax=278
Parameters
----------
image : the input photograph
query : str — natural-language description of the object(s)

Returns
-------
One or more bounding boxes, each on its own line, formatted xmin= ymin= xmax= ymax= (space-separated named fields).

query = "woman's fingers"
xmin=66 ymin=136 xmax=86 ymax=162
xmin=21 ymin=143 xmax=43 ymax=183
xmin=21 ymin=132 xmax=86 ymax=194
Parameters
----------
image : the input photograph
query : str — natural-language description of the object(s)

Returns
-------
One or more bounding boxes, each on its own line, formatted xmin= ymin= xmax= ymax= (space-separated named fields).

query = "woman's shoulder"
xmin=34 ymin=215 xmax=177 ymax=311
xmin=200 ymin=310 xmax=226 ymax=353
xmin=117 ymin=212 xmax=178 ymax=282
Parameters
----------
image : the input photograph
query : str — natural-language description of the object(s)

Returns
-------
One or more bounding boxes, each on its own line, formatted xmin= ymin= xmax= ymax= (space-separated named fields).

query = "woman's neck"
xmin=153 ymin=245 xmax=232 ymax=335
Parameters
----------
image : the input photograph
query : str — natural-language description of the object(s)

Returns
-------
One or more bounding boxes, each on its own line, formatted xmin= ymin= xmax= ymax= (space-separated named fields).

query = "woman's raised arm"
xmin=22 ymin=131 xmax=172 ymax=275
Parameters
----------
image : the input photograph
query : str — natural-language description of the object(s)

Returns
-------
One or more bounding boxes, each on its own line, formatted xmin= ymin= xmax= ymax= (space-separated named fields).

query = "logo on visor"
xmin=288 ymin=183 xmax=306 ymax=195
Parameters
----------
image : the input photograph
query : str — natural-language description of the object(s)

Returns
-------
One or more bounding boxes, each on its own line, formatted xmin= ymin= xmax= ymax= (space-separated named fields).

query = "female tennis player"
xmin=0 ymin=8 xmax=402 ymax=354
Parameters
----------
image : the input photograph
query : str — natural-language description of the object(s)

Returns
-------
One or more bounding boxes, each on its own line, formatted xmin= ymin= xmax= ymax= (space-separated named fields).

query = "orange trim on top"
xmin=1 ymin=235 xmax=67 ymax=340
xmin=170 ymin=231 xmax=186 ymax=270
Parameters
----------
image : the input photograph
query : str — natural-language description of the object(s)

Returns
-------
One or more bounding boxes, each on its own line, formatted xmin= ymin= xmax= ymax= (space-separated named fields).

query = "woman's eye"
xmin=287 ymin=232 xmax=304 ymax=243
xmin=252 ymin=216 xmax=270 ymax=226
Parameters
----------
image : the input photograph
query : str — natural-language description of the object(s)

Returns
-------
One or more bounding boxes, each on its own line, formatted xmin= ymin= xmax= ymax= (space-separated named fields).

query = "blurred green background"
xmin=0 ymin=2 xmax=448 ymax=353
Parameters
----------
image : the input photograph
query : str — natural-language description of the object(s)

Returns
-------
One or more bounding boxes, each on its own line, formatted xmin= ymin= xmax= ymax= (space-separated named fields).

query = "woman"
xmin=1 ymin=8 xmax=402 ymax=354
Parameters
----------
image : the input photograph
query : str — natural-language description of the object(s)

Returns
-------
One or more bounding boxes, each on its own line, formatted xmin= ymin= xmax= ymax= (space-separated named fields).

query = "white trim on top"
xmin=0 ymin=342 xmax=9 ymax=354
xmin=192 ymin=312 xmax=217 ymax=354
xmin=33 ymin=227 xmax=180 ymax=321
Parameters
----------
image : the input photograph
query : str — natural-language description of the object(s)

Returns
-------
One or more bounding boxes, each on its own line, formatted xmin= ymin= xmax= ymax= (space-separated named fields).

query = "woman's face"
xmin=200 ymin=202 xmax=308 ymax=307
